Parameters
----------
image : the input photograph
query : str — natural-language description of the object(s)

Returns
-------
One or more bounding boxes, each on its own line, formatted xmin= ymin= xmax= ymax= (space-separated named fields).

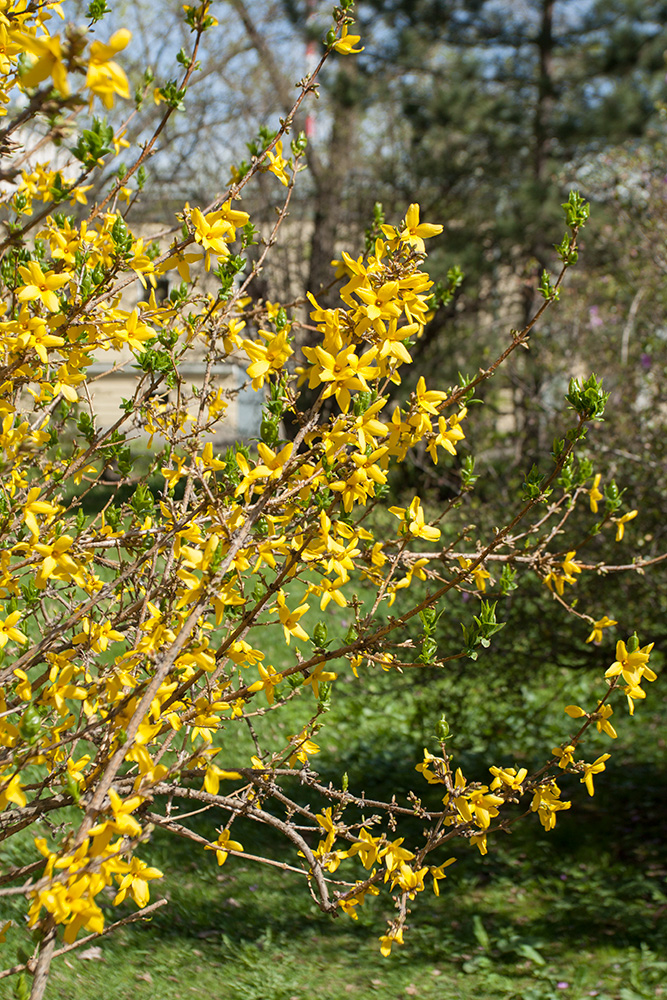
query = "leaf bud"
xmin=260 ymin=417 xmax=278 ymax=445
xmin=19 ymin=705 xmax=41 ymax=743
xmin=66 ymin=773 xmax=81 ymax=804
xmin=313 ymin=621 xmax=328 ymax=646
xmin=435 ymin=716 xmax=450 ymax=740
xmin=318 ymin=682 xmax=332 ymax=712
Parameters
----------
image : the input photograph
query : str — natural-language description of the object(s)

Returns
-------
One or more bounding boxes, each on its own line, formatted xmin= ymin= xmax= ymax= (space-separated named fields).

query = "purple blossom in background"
xmin=640 ymin=353 xmax=652 ymax=370
xmin=589 ymin=306 xmax=604 ymax=329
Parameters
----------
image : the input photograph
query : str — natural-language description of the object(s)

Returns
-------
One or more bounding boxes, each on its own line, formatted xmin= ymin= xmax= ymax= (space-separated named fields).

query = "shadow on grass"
xmin=131 ymin=753 xmax=666 ymax=966
xmin=33 ymin=758 xmax=666 ymax=1000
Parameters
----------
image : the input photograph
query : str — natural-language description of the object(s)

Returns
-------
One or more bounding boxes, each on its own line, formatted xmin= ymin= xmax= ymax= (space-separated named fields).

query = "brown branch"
xmin=28 ymin=920 xmax=56 ymax=1000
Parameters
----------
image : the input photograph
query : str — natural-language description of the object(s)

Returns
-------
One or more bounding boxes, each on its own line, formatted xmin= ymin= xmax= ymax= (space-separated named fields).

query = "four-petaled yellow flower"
xmin=17 ymin=262 xmax=71 ymax=313
xmin=0 ymin=24 xmax=23 ymax=76
xmin=107 ymin=789 xmax=144 ymax=838
xmin=580 ymin=753 xmax=611 ymax=796
xmin=585 ymin=615 xmax=617 ymax=644
xmin=287 ymin=730 xmax=320 ymax=766
xmin=552 ymin=743 xmax=576 ymax=769
xmin=593 ymin=704 xmax=617 ymax=739
xmin=428 ymin=408 xmax=467 ymax=463
xmin=190 ymin=201 xmax=249 ymax=269
xmin=0 ymin=774 xmax=27 ymax=811
xmin=379 ymin=925 xmax=403 ymax=958
xmin=489 ymin=765 xmax=528 ymax=792
xmin=242 ymin=330 xmax=293 ymax=390
xmin=414 ymin=375 xmax=447 ymax=414
xmin=333 ymin=24 xmax=364 ymax=55
xmin=86 ymin=30 xmax=132 ymax=109
xmin=588 ymin=473 xmax=603 ymax=513
xmin=458 ymin=556 xmax=491 ymax=592
xmin=0 ymin=611 xmax=27 ymax=649
xmin=544 ymin=550 xmax=582 ymax=596
xmin=247 ymin=662 xmax=284 ymax=704
xmin=22 ymin=487 xmax=60 ymax=539
xmin=531 ymin=781 xmax=571 ymax=831
xmin=388 ymin=496 xmax=440 ymax=542
xmin=605 ymin=638 xmax=656 ymax=714
xmin=205 ymin=829 xmax=244 ymax=866
xmin=271 ymin=591 xmax=309 ymax=645
xmin=565 ymin=702 xmax=617 ymax=739
xmin=430 ymin=858 xmax=456 ymax=895
xmin=347 ymin=828 xmax=382 ymax=869
xmin=19 ymin=32 xmax=69 ymax=95
xmin=302 ymin=343 xmax=378 ymax=413
xmin=113 ymin=857 xmax=163 ymax=908
xmin=13 ymin=668 xmax=31 ymax=700
xmin=399 ymin=204 xmax=444 ymax=253
xmin=614 ymin=509 xmax=637 ymax=541
xmin=265 ymin=140 xmax=290 ymax=186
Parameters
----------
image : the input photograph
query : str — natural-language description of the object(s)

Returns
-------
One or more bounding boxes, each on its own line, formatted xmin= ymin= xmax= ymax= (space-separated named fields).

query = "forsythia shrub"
xmin=0 ymin=1 xmax=659 ymax=995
